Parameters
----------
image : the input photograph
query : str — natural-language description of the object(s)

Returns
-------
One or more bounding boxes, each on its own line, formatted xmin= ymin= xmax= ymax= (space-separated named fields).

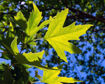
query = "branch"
xmin=39 ymin=2 xmax=105 ymax=23
xmin=69 ymin=8 xmax=105 ymax=23
xmin=64 ymin=0 xmax=105 ymax=23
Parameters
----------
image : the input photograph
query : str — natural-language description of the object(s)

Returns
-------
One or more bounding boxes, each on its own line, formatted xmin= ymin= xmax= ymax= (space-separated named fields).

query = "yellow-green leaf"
xmin=26 ymin=2 xmax=42 ymax=36
xmin=7 ymin=22 xmax=14 ymax=38
xmin=28 ymin=41 xmax=36 ymax=46
xmin=10 ymin=22 xmax=14 ymax=32
xmin=24 ymin=2 xmax=50 ymax=43
xmin=11 ymin=36 xmax=19 ymax=55
xmin=10 ymin=37 xmax=47 ymax=69
xmin=23 ymin=50 xmax=44 ymax=62
xmin=41 ymin=67 xmax=82 ymax=84
xmin=44 ymin=9 xmax=93 ymax=62
xmin=36 ymin=20 xmax=50 ymax=32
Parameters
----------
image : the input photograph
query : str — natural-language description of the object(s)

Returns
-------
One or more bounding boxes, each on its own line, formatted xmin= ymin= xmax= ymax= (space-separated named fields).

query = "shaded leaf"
xmin=14 ymin=11 xmax=27 ymax=30
xmin=35 ymin=70 xmax=41 ymax=80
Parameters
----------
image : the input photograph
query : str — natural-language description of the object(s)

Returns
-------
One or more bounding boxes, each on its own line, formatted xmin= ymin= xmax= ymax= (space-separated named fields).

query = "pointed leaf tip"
xmin=41 ymin=67 xmax=82 ymax=84
xmin=14 ymin=11 xmax=27 ymax=29
xmin=23 ymin=50 xmax=44 ymax=62
xmin=44 ymin=8 xmax=93 ymax=62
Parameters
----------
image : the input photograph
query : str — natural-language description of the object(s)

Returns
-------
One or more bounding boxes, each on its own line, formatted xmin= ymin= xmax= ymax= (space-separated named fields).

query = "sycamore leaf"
xmin=41 ymin=67 xmax=82 ymax=84
xmin=44 ymin=9 xmax=93 ymax=62
xmin=36 ymin=19 xmax=50 ymax=33
xmin=10 ymin=37 xmax=46 ymax=69
xmin=25 ymin=2 xmax=50 ymax=36
xmin=23 ymin=50 xmax=44 ymax=62
xmin=26 ymin=2 xmax=42 ymax=36
xmin=14 ymin=2 xmax=50 ymax=44
xmin=14 ymin=11 xmax=27 ymax=30
xmin=11 ymin=36 xmax=19 ymax=55
xmin=10 ymin=37 xmax=60 ymax=70
xmin=23 ymin=2 xmax=50 ymax=43
xmin=10 ymin=37 xmax=44 ymax=62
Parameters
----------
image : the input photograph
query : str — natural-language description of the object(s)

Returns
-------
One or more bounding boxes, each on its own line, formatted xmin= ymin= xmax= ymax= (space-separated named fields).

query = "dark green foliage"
xmin=0 ymin=0 xmax=105 ymax=84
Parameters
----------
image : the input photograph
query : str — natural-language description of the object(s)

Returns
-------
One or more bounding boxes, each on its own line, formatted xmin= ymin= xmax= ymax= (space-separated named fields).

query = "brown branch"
xmin=63 ymin=0 xmax=105 ymax=23
xmin=68 ymin=7 xmax=105 ymax=23
xmin=39 ymin=1 xmax=105 ymax=23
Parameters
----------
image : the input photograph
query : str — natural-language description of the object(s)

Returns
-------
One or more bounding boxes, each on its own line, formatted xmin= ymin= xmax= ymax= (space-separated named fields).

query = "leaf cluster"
xmin=0 ymin=1 xmax=93 ymax=84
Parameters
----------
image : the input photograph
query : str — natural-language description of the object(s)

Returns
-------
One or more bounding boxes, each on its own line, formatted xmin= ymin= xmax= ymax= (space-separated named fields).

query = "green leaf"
xmin=7 ymin=22 xmax=15 ymax=38
xmin=24 ymin=2 xmax=50 ymax=43
xmin=23 ymin=50 xmax=44 ymax=62
xmin=36 ymin=19 xmax=50 ymax=33
xmin=10 ymin=37 xmax=49 ymax=70
xmin=26 ymin=2 xmax=42 ymax=36
xmin=41 ymin=67 xmax=82 ymax=84
xmin=10 ymin=36 xmax=19 ymax=55
xmin=10 ymin=37 xmax=43 ymax=62
xmin=28 ymin=41 xmax=36 ymax=46
xmin=2 ymin=64 xmax=14 ymax=84
xmin=23 ymin=64 xmax=32 ymax=69
xmin=0 ymin=64 xmax=4 ymax=70
xmin=14 ymin=11 xmax=27 ymax=30
xmin=10 ymin=22 xmax=14 ymax=32
xmin=44 ymin=9 xmax=93 ymax=62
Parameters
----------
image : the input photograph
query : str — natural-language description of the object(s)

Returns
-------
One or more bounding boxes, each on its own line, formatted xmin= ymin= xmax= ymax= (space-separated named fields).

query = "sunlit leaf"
xmin=10 ymin=22 xmax=14 ymax=32
xmin=10 ymin=37 xmax=49 ymax=69
xmin=41 ymin=67 xmax=82 ymax=84
xmin=44 ymin=9 xmax=93 ymax=62
xmin=24 ymin=2 xmax=50 ymax=43
xmin=23 ymin=50 xmax=44 ymax=62
xmin=26 ymin=2 xmax=42 ymax=36
xmin=11 ymin=36 xmax=19 ymax=55
xmin=28 ymin=41 xmax=36 ymax=46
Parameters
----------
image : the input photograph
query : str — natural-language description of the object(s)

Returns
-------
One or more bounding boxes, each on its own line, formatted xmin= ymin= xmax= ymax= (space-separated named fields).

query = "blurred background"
xmin=0 ymin=0 xmax=105 ymax=84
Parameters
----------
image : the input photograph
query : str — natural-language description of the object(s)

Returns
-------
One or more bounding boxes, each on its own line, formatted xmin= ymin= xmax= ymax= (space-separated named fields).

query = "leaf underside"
xmin=41 ymin=67 xmax=82 ymax=84
xmin=44 ymin=9 xmax=93 ymax=62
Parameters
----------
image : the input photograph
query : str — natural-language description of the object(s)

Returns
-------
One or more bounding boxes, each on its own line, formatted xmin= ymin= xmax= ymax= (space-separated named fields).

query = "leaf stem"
xmin=35 ymin=38 xmax=43 ymax=41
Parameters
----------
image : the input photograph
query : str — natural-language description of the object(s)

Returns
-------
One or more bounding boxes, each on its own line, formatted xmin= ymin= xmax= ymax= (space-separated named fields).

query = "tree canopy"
xmin=0 ymin=0 xmax=105 ymax=84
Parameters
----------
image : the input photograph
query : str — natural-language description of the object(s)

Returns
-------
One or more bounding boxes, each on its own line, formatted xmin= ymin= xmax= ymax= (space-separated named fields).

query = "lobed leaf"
xmin=10 ymin=37 xmax=46 ymax=69
xmin=26 ymin=2 xmax=42 ymax=36
xmin=14 ymin=11 xmax=27 ymax=30
xmin=23 ymin=50 xmax=44 ymax=62
xmin=41 ymin=67 xmax=82 ymax=84
xmin=44 ymin=9 xmax=93 ymax=62
xmin=14 ymin=2 xmax=50 ymax=44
